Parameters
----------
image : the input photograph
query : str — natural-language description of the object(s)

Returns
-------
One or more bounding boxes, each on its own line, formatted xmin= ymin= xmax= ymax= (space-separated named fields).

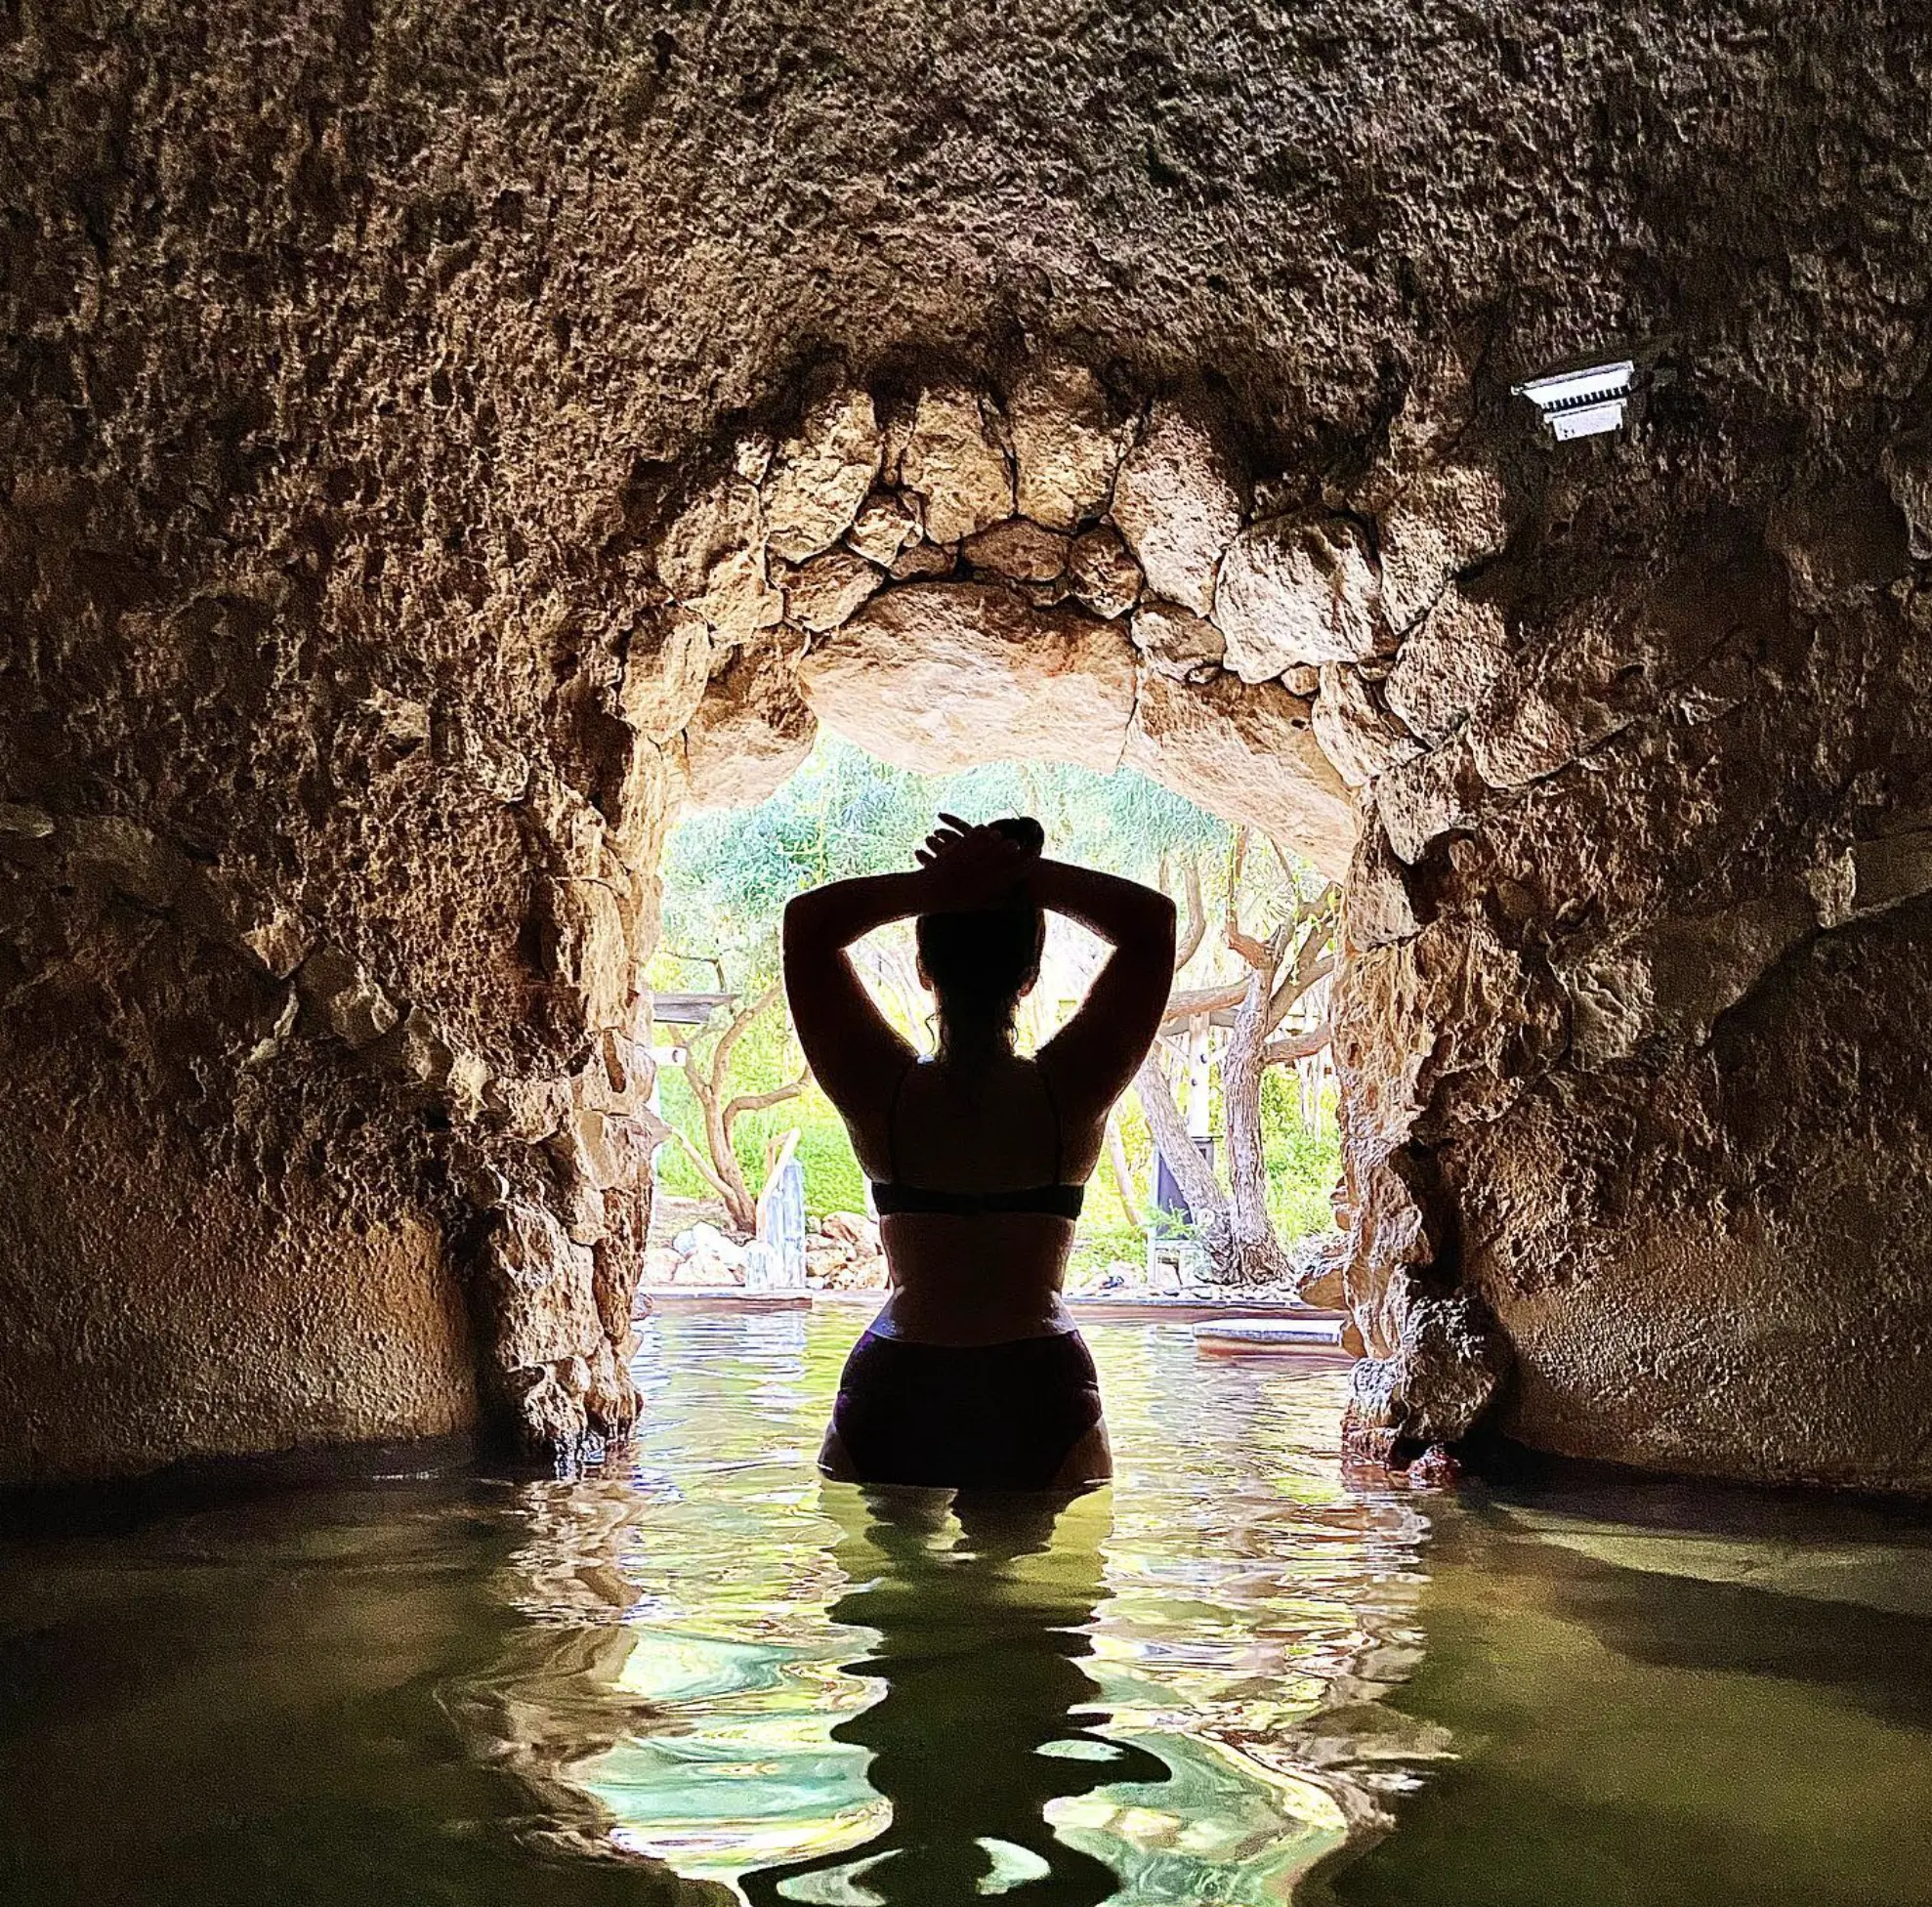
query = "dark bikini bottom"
xmin=830 ymin=1329 xmax=1104 ymax=1491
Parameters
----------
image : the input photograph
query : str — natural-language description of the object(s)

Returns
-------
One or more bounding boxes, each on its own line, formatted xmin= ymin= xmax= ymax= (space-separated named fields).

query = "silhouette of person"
xmin=741 ymin=1484 xmax=1169 ymax=1905
xmin=783 ymin=817 xmax=1175 ymax=1490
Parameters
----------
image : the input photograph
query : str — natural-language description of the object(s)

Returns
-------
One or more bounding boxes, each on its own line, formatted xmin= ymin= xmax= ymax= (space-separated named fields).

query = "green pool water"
xmin=4 ymin=1311 xmax=1932 ymax=1906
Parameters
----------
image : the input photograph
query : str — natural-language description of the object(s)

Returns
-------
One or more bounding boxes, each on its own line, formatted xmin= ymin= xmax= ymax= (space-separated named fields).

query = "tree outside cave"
xmin=645 ymin=734 xmax=1341 ymax=1291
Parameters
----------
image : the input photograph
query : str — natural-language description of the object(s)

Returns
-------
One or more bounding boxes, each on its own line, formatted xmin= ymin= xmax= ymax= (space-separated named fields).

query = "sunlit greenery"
xmin=649 ymin=734 xmax=1339 ymax=1267
xmin=657 ymin=741 xmax=1225 ymax=977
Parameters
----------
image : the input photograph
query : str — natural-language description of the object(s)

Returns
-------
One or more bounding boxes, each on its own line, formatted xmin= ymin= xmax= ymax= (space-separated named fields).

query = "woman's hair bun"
xmin=914 ymin=815 xmax=1047 ymax=1063
xmin=989 ymin=816 xmax=1045 ymax=856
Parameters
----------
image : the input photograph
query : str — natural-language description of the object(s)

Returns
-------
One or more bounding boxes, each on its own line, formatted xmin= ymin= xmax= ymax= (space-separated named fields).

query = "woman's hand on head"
xmin=914 ymin=813 xmax=1038 ymax=911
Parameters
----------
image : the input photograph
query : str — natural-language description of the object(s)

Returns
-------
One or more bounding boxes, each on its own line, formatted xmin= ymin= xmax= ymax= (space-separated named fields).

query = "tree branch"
xmin=1296 ymin=881 xmax=1341 ymax=929
xmin=670 ymin=1125 xmax=736 ymax=1206
xmin=1266 ymin=833 xmax=1301 ymax=890
xmin=709 ymin=979 xmax=783 ymax=1090
xmin=724 ymin=1075 xmax=809 ymax=1126
xmin=1159 ymin=979 xmax=1252 ymax=1027
xmin=1261 ymin=1023 xmax=1331 ymax=1067
xmin=1104 ymin=1112 xmax=1142 ymax=1230
xmin=1133 ymin=1046 xmax=1227 ymax=1218
xmin=664 ymin=950 xmax=730 ymax=993
xmin=1226 ymin=921 xmax=1275 ymax=974
xmin=1261 ymin=888 xmax=1339 ymax=1036
xmin=1223 ymin=827 xmax=1249 ymax=948
xmin=1265 ymin=951 xmax=1335 ymax=1037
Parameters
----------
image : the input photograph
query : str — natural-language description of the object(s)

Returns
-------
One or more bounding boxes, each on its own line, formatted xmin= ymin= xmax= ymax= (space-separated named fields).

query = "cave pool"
xmin=5 ymin=1309 xmax=1932 ymax=1906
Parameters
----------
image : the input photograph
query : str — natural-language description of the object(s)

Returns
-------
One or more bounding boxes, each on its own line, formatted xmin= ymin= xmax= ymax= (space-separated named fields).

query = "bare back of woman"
xmin=782 ymin=815 xmax=1176 ymax=1492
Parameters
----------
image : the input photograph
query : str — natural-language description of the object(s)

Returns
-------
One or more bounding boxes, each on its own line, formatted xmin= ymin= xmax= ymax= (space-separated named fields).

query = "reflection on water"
xmin=737 ymin=1487 xmax=1168 ymax=1906
xmin=4 ymin=1310 xmax=1932 ymax=1906
xmin=1310 ymin=1482 xmax=1932 ymax=1907
xmin=557 ymin=1315 xmax=1426 ymax=1904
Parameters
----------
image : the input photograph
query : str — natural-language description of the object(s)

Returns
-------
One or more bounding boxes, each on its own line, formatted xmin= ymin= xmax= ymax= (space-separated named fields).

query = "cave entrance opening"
xmin=636 ymin=727 xmax=1342 ymax=1308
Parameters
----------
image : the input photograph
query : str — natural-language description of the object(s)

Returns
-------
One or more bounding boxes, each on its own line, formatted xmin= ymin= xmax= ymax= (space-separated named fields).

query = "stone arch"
xmin=626 ymin=360 xmax=1516 ymax=1462
xmin=503 ymin=357 xmax=1932 ymax=1483
xmin=651 ymin=366 xmax=1477 ymax=887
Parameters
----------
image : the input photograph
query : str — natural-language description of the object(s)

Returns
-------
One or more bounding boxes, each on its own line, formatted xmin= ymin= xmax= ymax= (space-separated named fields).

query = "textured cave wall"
xmin=4 ymin=0 xmax=1932 ymax=1486
xmin=1333 ymin=482 xmax=1932 ymax=1488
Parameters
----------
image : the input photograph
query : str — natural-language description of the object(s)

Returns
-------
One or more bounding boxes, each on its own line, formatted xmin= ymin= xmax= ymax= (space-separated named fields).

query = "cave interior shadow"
xmin=740 ymin=1482 xmax=1168 ymax=1906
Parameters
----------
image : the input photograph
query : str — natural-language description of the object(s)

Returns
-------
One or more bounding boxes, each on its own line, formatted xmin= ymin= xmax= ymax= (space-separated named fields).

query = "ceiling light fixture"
xmin=1512 ymin=359 xmax=1638 ymax=441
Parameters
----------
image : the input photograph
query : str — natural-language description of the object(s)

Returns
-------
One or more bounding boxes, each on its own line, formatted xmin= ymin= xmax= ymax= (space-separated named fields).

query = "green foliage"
xmin=654 ymin=734 xmax=1230 ymax=984
xmin=1261 ymin=1067 xmax=1342 ymax=1239
xmin=654 ymin=1068 xmax=871 ymax=1218
xmin=1066 ymin=1220 xmax=1149 ymax=1280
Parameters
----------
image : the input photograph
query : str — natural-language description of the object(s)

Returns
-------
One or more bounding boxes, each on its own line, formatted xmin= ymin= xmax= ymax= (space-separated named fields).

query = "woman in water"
xmin=782 ymin=814 xmax=1176 ymax=1491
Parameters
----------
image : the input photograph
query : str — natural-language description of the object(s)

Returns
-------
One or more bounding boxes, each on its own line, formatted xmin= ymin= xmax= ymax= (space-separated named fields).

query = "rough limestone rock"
xmin=1347 ymin=1286 xmax=1511 ymax=1444
xmin=620 ymin=612 xmax=713 ymax=743
xmin=1289 ymin=1231 xmax=1352 ymax=1311
xmin=609 ymin=732 xmax=680 ymax=877
xmin=846 ymin=489 xmax=924 ymax=567
xmin=798 ymin=582 xmax=1135 ymax=774
xmin=1464 ymin=673 xmax=1585 ymax=788
xmin=1846 ymin=813 xmax=1932 ymax=915
xmin=0 ymin=802 xmax=54 ymax=839
xmin=546 ymin=1122 xmax=609 ymax=1246
xmin=1383 ymin=589 xmax=1510 ymax=745
xmin=237 ymin=906 xmax=312 ymax=980
xmin=1376 ymin=464 xmax=1510 ymax=634
xmin=535 ymin=879 xmax=632 ymax=1035
xmin=1374 ymin=737 xmax=1487 ymax=866
xmin=896 ymin=386 xmax=1014 ymax=544
xmin=656 ymin=476 xmax=783 ymax=641
xmin=781 ymin=549 xmax=883 ymax=632
xmin=1447 ymin=899 xmax=1932 ymax=1490
xmin=65 ymin=815 xmax=192 ymax=909
xmin=1067 ymin=527 xmax=1144 ymax=618
xmin=679 ymin=635 xmax=818 ymax=809
xmin=890 ymin=539 xmax=954 ymax=579
xmin=1312 ymin=664 xmax=1424 ymax=787
xmin=1215 ymin=513 xmax=1387 ymax=680
xmin=1556 ymin=888 xmax=1823 ymax=1067
xmin=1880 ymin=439 xmax=1932 ymax=561
xmin=1110 ymin=401 xmax=1244 ymax=616
xmin=0 ymin=1111 xmax=475 ymax=1485
xmin=1344 ymin=823 xmax=1423 ymax=951
xmin=1123 ymin=671 xmax=1357 ymax=879
xmin=1008 ymin=363 xmax=1126 ymax=530
xmin=1130 ymin=598 xmax=1226 ymax=681
xmin=763 ymin=389 xmax=882 ymax=562
xmin=298 ymin=948 xmax=401 ymax=1048
xmin=1468 ymin=530 xmax=1784 ymax=790
xmin=483 ymin=1202 xmax=608 ymax=1423
xmin=962 ymin=518 xmax=1070 ymax=582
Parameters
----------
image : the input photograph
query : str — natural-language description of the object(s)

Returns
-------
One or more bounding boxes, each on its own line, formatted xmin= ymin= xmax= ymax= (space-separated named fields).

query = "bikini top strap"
xmin=883 ymin=1060 xmax=915 ymax=1183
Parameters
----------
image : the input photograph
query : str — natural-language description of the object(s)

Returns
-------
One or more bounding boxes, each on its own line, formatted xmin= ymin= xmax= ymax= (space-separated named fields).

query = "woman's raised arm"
xmin=781 ymin=872 xmax=926 ymax=1120
xmin=1033 ymin=859 xmax=1177 ymax=1120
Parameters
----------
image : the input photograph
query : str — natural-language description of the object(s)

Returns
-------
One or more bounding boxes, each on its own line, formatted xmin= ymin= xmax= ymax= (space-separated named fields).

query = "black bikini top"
xmin=869 ymin=1062 xmax=1086 ymax=1221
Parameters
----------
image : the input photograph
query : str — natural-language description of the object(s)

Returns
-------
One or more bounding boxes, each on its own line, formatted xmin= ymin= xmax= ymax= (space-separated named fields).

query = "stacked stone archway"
xmin=628 ymin=362 xmax=1523 ymax=1465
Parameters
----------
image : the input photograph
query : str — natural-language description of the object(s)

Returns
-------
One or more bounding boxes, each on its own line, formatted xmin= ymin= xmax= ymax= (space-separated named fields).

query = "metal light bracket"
xmin=1512 ymin=360 xmax=1639 ymax=441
